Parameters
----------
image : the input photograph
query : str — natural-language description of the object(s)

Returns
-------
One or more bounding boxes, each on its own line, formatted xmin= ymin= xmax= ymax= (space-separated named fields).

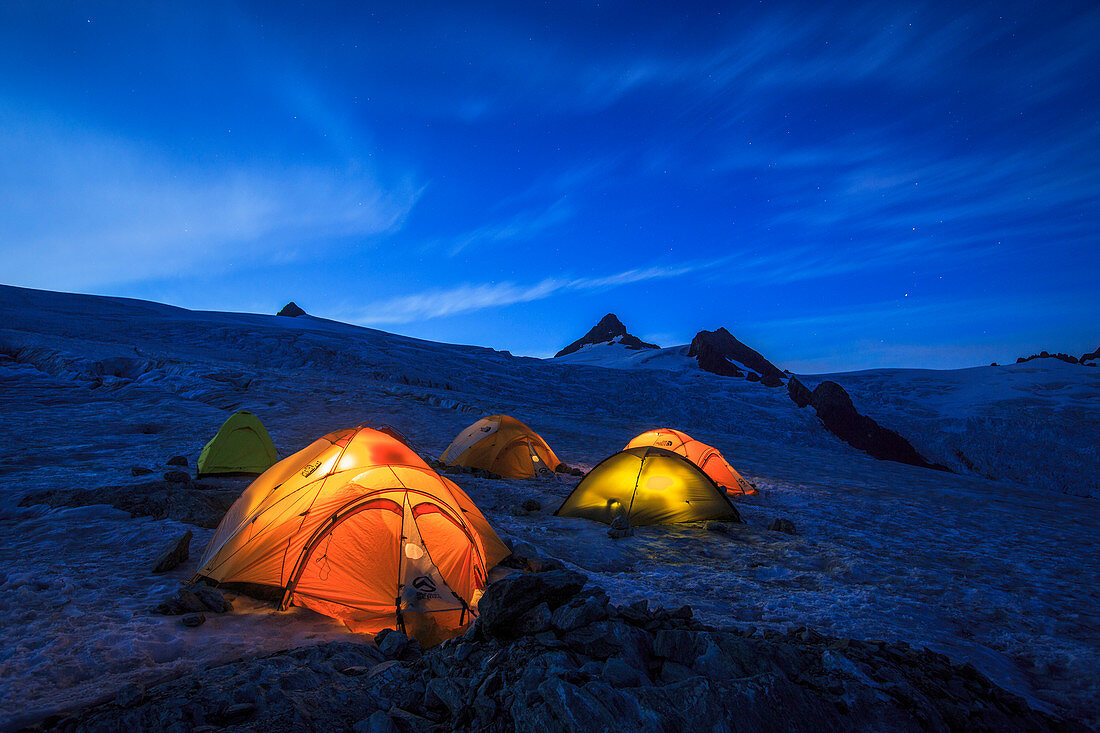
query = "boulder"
xmin=551 ymin=590 xmax=611 ymax=633
xmin=130 ymin=466 xmax=154 ymax=477
xmin=163 ymin=470 xmax=191 ymax=484
xmin=478 ymin=569 xmax=586 ymax=638
xmin=180 ymin=613 xmax=206 ymax=628
xmin=154 ymin=584 xmax=232 ymax=615
xmin=769 ymin=518 xmax=797 ymax=535
xmin=607 ymin=515 xmax=634 ymax=539
xmin=166 ymin=455 xmax=188 ymax=467
xmin=353 ymin=710 xmax=399 ymax=733
xmin=521 ymin=498 xmax=542 ymax=513
xmin=277 ymin=301 xmax=307 ymax=317
xmin=555 ymin=314 xmax=659 ymax=357
xmin=152 ymin=530 xmax=192 ymax=573
xmin=375 ymin=628 xmax=409 ymax=659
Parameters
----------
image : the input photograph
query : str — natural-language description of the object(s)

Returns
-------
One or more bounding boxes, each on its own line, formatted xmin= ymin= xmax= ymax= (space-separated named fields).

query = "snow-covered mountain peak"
xmin=553 ymin=313 xmax=659 ymax=357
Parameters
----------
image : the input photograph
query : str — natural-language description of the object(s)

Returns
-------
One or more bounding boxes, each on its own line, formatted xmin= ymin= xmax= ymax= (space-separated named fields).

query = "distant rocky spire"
xmin=277 ymin=302 xmax=307 ymax=317
xmin=554 ymin=314 xmax=659 ymax=357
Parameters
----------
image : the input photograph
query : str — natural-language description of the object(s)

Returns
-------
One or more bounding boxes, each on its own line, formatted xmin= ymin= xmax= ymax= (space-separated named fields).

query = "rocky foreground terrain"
xmin=25 ymin=557 xmax=1082 ymax=733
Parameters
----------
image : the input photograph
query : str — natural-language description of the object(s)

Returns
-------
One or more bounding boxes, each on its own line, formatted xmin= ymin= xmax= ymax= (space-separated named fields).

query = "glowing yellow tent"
xmin=624 ymin=429 xmax=755 ymax=496
xmin=441 ymin=415 xmax=561 ymax=479
xmin=555 ymin=446 xmax=741 ymax=526
xmin=196 ymin=426 xmax=509 ymax=645
xmin=196 ymin=410 xmax=278 ymax=477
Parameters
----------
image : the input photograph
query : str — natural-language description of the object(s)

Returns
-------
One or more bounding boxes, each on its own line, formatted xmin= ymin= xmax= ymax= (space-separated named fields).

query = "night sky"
xmin=2 ymin=2 xmax=1097 ymax=371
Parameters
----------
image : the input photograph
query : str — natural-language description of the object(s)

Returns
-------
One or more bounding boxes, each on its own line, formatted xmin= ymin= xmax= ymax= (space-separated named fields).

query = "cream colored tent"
xmin=555 ymin=446 xmax=741 ymax=526
xmin=196 ymin=426 xmax=509 ymax=645
xmin=441 ymin=415 xmax=561 ymax=479
xmin=624 ymin=429 xmax=755 ymax=496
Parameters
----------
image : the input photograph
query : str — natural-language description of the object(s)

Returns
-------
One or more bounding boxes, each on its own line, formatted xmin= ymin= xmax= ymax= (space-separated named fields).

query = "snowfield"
xmin=0 ymin=284 xmax=1097 ymax=728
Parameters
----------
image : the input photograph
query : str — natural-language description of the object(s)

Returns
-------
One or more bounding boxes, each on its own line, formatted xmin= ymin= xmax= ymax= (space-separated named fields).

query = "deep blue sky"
xmin=2 ymin=2 xmax=1097 ymax=371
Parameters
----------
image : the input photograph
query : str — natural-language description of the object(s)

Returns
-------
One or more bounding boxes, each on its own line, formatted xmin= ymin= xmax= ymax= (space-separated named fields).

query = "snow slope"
xmin=0 ymin=284 xmax=1097 ymax=727
xmin=800 ymin=364 xmax=1100 ymax=497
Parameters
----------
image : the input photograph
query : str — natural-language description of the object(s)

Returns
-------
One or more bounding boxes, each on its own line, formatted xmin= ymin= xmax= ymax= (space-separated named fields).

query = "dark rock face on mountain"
xmin=277 ymin=301 xmax=307 ymax=317
xmin=1016 ymin=350 xmax=1079 ymax=365
xmin=791 ymin=380 xmax=943 ymax=470
xmin=1082 ymin=346 xmax=1099 ymax=366
xmin=787 ymin=376 xmax=813 ymax=408
xmin=48 ymin=571 xmax=1080 ymax=732
xmin=688 ymin=328 xmax=785 ymax=384
xmin=555 ymin=314 xmax=659 ymax=357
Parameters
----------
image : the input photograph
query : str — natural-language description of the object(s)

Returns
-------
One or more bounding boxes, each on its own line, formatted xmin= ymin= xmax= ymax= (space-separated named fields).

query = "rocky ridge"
xmin=33 ymin=567 xmax=1081 ymax=733
xmin=687 ymin=328 xmax=786 ymax=386
xmin=554 ymin=314 xmax=659 ymax=357
xmin=787 ymin=378 xmax=944 ymax=470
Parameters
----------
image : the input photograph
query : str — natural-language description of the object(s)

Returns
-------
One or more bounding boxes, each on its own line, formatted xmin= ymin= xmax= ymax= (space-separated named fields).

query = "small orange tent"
xmin=196 ymin=426 xmax=509 ymax=645
xmin=624 ymin=429 xmax=755 ymax=496
xmin=441 ymin=415 xmax=561 ymax=479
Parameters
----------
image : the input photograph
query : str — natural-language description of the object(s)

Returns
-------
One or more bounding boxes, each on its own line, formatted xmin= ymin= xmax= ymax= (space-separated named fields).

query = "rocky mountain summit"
xmin=554 ymin=314 xmax=659 ymax=357
xmin=41 ymin=564 xmax=1079 ymax=732
xmin=276 ymin=302 xmax=307 ymax=317
xmin=688 ymin=328 xmax=786 ymax=386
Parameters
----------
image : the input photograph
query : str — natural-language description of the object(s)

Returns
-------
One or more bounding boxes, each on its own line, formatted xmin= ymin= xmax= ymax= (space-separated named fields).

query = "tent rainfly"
xmin=555 ymin=446 xmax=742 ymax=526
xmin=196 ymin=426 xmax=510 ymax=646
xmin=623 ymin=429 xmax=755 ymax=496
xmin=441 ymin=415 xmax=561 ymax=479
xmin=196 ymin=410 xmax=278 ymax=477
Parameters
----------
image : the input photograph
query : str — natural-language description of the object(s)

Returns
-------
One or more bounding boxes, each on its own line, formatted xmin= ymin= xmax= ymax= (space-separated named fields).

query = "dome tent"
xmin=196 ymin=426 xmax=509 ymax=646
xmin=624 ymin=429 xmax=755 ymax=496
xmin=555 ymin=446 xmax=741 ymax=526
xmin=441 ymin=415 xmax=562 ymax=479
xmin=196 ymin=410 xmax=278 ymax=477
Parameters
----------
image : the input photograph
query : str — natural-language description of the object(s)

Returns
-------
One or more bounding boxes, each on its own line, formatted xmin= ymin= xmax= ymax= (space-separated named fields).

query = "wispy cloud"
xmin=0 ymin=110 xmax=422 ymax=291
xmin=444 ymin=198 xmax=573 ymax=256
xmin=341 ymin=261 xmax=712 ymax=325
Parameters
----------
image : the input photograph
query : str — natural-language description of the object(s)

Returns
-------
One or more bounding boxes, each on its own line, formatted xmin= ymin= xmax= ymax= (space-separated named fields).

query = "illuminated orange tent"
xmin=555 ymin=446 xmax=741 ymax=526
xmin=441 ymin=415 xmax=562 ymax=479
xmin=196 ymin=426 xmax=510 ymax=645
xmin=624 ymin=429 xmax=755 ymax=496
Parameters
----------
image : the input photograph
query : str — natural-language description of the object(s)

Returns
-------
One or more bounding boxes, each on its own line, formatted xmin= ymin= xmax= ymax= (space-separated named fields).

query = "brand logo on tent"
xmin=412 ymin=575 xmax=437 ymax=593
xmin=301 ymin=460 xmax=322 ymax=477
xmin=658 ymin=440 xmax=673 ymax=447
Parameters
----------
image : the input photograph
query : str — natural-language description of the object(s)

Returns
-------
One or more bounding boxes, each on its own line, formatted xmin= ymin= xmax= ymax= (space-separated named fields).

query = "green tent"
xmin=197 ymin=410 xmax=278 ymax=477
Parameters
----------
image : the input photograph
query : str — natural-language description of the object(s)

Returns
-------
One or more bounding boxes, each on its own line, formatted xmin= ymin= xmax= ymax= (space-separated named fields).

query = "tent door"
xmin=398 ymin=496 xmax=469 ymax=646
xmin=528 ymin=442 xmax=553 ymax=476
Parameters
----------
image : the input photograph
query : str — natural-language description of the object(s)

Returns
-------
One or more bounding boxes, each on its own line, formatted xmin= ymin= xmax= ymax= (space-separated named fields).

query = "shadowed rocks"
xmin=555 ymin=314 xmax=659 ymax=357
xmin=44 ymin=571 xmax=1084 ymax=732
xmin=688 ymin=328 xmax=785 ymax=385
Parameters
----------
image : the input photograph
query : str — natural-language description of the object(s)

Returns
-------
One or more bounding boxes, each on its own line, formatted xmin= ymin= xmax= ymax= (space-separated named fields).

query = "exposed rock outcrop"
xmin=277 ymin=301 xmax=307 ymax=317
xmin=47 ymin=572 xmax=1082 ymax=732
xmin=688 ymin=328 xmax=785 ymax=385
xmin=1079 ymin=346 xmax=1099 ymax=365
xmin=555 ymin=314 xmax=659 ymax=357
xmin=19 ymin=479 xmax=245 ymax=529
xmin=151 ymin=530 xmax=192 ymax=573
xmin=1016 ymin=350 xmax=1079 ymax=365
xmin=790 ymin=380 xmax=944 ymax=470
